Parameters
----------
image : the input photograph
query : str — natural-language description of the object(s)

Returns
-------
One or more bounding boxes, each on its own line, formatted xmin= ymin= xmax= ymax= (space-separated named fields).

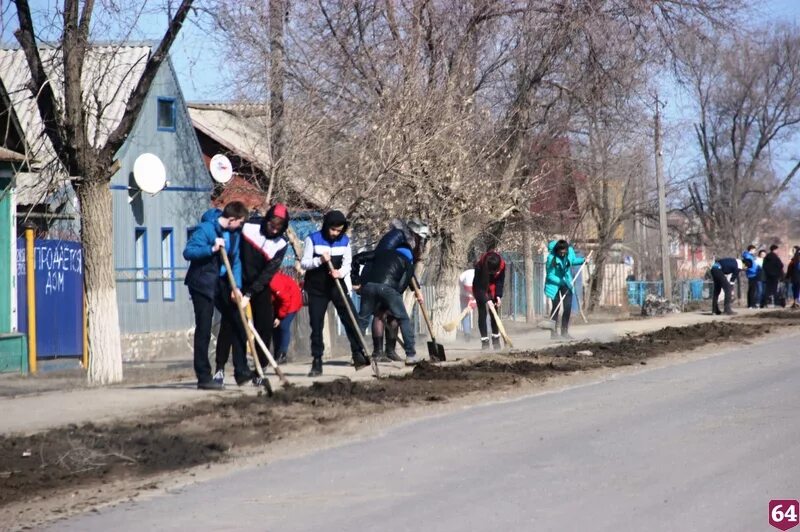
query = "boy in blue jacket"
xmin=183 ymin=201 xmax=250 ymax=390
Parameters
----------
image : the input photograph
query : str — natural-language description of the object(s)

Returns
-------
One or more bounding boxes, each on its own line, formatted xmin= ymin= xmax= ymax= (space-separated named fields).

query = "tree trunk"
xmin=77 ymin=179 xmax=123 ymax=384
xmin=429 ymin=228 xmax=471 ymax=342
xmin=266 ymin=0 xmax=287 ymax=206
xmin=588 ymin=240 xmax=609 ymax=312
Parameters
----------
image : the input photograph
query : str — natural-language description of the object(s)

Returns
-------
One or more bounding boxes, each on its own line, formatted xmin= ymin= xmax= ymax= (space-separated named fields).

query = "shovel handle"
xmin=410 ymin=277 xmax=436 ymax=341
xmin=219 ymin=248 xmax=265 ymax=380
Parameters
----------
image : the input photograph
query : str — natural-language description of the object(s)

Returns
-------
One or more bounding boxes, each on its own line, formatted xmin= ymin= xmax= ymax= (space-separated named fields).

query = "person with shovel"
xmin=710 ymin=257 xmax=751 ymax=315
xmin=183 ymin=201 xmax=251 ymax=390
xmin=301 ymin=210 xmax=369 ymax=377
xmin=544 ymin=239 xmax=586 ymax=340
xmin=213 ymin=204 xmax=290 ymax=385
xmin=356 ymin=245 xmax=423 ymax=364
xmin=473 ymin=251 xmax=506 ymax=350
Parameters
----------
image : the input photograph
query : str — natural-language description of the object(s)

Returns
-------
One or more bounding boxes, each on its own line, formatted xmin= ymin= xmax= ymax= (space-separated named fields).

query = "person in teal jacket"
xmin=544 ymin=239 xmax=586 ymax=339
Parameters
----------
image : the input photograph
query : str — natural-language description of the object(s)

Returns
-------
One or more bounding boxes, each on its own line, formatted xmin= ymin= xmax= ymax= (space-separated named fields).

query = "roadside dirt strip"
xmin=2 ymin=311 xmax=798 ymax=523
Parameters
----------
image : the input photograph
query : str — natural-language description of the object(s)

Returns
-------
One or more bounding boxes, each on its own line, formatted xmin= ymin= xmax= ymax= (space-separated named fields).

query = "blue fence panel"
xmin=16 ymin=238 xmax=84 ymax=358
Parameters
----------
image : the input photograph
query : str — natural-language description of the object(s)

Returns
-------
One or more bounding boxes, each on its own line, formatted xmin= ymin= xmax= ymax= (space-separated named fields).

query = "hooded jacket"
xmin=763 ymin=251 xmax=784 ymax=279
xmin=711 ymin=257 xmax=741 ymax=282
xmin=361 ymin=247 xmax=415 ymax=293
xmin=301 ymin=210 xmax=352 ymax=295
xmin=473 ymin=251 xmax=506 ymax=303
xmin=270 ymin=271 xmax=303 ymax=319
xmin=183 ymin=208 xmax=242 ymax=298
xmin=741 ymin=250 xmax=759 ymax=279
xmin=544 ymin=240 xmax=585 ymax=300
xmin=240 ymin=204 xmax=289 ymax=298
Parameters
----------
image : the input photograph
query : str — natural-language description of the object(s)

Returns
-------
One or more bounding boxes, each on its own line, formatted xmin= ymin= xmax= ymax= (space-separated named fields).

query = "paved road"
xmin=48 ymin=333 xmax=800 ymax=532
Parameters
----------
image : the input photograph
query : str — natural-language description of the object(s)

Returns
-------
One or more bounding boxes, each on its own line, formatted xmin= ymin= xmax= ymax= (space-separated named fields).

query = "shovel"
xmin=442 ymin=306 xmax=471 ymax=332
xmin=410 ymin=277 xmax=446 ymax=362
xmin=486 ymin=300 xmax=513 ymax=348
xmin=219 ymin=248 xmax=275 ymax=396
xmin=326 ymin=260 xmax=380 ymax=378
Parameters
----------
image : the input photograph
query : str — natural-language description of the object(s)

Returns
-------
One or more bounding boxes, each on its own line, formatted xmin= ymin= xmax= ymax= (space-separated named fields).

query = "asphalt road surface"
xmin=48 ymin=333 xmax=800 ymax=532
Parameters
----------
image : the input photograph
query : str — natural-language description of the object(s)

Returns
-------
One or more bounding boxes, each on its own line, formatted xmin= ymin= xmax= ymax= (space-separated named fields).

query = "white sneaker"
xmin=212 ymin=369 xmax=224 ymax=386
xmin=404 ymin=355 xmax=421 ymax=366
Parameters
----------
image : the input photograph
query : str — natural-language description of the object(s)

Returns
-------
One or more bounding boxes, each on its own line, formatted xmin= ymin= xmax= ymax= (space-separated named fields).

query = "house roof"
xmin=188 ymin=103 xmax=329 ymax=208
xmin=0 ymin=45 xmax=152 ymax=205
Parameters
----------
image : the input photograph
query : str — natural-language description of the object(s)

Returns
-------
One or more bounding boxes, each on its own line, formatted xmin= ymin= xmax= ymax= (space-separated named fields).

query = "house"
xmin=0 ymin=78 xmax=28 ymax=371
xmin=0 ymin=45 xmax=212 ymax=360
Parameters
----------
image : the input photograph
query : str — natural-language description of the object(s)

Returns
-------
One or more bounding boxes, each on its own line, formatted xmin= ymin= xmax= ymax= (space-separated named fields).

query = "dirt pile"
xmin=2 ymin=313 xmax=799 ymax=511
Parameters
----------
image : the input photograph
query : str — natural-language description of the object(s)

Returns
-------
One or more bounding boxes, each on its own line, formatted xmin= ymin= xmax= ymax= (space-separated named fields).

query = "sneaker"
xmin=352 ymin=351 xmax=370 ymax=370
xmin=561 ymin=332 xmax=574 ymax=340
xmin=212 ymin=369 xmax=224 ymax=386
xmin=275 ymin=352 xmax=288 ymax=365
xmin=197 ymin=380 xmax=223 ymax=391
xmin=404 ymin=355 xmax=421 ymax=366
xmin=491 ymin=335 xmax=501 ymax=349
xmin=481 ymin=338 xmax=491 ymax=350
xmin=308 ymin=357 xmax=323 ymax=377
xmin=385 ymin=349 xmax=403 ymax=362
xmin=235 ymin=371 xmax=255 ymax=386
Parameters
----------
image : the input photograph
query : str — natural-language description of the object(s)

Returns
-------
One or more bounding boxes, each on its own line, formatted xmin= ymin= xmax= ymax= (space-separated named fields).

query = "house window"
xmin=161 ymin=228 xmax=175 ymax=301
xmin=157 ymin=97 xmax=176 ymax=131
xmin=135 ymin=228 xmax=148 ymax=301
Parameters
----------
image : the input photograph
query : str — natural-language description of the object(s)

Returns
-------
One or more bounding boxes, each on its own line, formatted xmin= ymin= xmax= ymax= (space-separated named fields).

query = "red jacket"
xmin=473 ymin=251 xmax=506 ymax=301
xmin=270 ymin=272 xmax=303 ymax=319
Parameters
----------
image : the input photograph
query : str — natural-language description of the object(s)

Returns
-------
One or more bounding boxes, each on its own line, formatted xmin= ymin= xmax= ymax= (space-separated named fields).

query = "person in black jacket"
xmin=473 ymin=251 xmax=506 ymax=349
xmin=301 ymin=210 xmax=366 ymax=377
xmin=356 ymin=246 xmax=423 ymax=364
xmin=213 ymin=204 xmax=289 ymax=386
xmin=352 ymin=219 xmax=430 ymax=362
xmin=762 ymin=244 xmax=785 ymax=307
xmin=710 ymin=257 xmax=751 ymax=315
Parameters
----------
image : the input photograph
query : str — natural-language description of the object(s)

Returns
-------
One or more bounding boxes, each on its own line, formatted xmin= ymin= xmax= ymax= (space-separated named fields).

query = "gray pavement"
xmin=0 ymin=310 xmax=724 ymax=435
xmin=46 ymin=329 xmax=800 ymax=531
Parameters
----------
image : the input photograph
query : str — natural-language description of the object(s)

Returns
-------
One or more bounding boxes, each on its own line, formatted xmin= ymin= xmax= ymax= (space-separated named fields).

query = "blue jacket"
xmin=711 ymin=258 xmax=740 ymax=283
xmin=741 ymin=251 xmax=758 ymax=279
xmin=183 ymin=208 xmax=242 ymax=298
xmin=544 ymin=240 xmax=585 ymax=300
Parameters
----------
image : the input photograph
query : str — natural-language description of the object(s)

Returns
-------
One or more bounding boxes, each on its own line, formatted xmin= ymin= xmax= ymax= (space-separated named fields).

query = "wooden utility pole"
xmin=523 ymin=217 xmax=535 ymax=322
xmin=654 ymin=95 xmax=672 ymax=299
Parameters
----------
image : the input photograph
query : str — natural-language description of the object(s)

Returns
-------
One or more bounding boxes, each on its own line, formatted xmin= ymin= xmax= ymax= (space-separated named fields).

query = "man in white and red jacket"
xmin=269 ymin=271 xmax=302 ymax=365
xmin=213 ymin=204 xmax=289 ymax=385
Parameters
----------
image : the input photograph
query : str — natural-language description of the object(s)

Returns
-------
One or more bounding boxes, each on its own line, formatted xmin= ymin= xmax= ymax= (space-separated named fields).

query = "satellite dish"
xmin=209 ymin=153 xmax=233 ymax=184
xmin=132 ymin=153 xmax=167 ymax=194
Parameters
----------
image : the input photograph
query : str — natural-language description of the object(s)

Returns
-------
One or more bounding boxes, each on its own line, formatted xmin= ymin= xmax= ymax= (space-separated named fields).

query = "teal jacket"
xmin=544 ymin=240 xmax=585 ymax=299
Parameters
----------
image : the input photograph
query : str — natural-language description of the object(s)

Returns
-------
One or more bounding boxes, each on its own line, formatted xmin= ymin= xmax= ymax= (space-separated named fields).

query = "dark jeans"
xmin=308 ymin=282 xmax=363 ymax=359
xmin=747 ymin=277 xmax=758 ymax=308
xmin=711 ymin=268 xmax=732 ymax=313
xmin=216 ymin=288 xmax=274 ymax=369
xmin=190 ymin=278 xmax=250 ymax=383
xmin=357 ymin=283 xmax=415 ymax=356
xmin=755 ymin=280 xmax=765 ymax=308
xmin=272 ymin=312 xmax=296 ymax=354
xmin=476 ymin=299 xmax=500 ymax=338
xmin=550 ymin=286 xmax=573 ymax=331
xmin=765 ymin=276 xmax=780 ymax=306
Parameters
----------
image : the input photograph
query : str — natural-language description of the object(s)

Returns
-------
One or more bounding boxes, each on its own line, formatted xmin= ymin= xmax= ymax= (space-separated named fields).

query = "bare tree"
xmin=679 ymin=25 xmax=800 ymax=256
xmin=12 ymin=0 xmax=195 ymax=383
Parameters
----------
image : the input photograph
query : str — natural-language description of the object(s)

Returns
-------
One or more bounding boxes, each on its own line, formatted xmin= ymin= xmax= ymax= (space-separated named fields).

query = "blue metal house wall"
xmin=112 ymin=59 xmax=210 ymax=334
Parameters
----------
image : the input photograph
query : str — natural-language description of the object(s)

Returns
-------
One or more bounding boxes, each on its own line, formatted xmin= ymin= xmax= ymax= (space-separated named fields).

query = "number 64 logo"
xmin=771 ymin=500 xmax=800 ymax=531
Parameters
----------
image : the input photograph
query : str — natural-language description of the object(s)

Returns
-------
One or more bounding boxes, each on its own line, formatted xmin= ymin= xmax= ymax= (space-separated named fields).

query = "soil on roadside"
xmin=2 ymin=310 xmax=799 ymax=525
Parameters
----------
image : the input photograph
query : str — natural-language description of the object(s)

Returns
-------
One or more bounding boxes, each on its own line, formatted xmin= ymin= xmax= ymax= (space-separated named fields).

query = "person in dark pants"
xmin=544 ymin=239 xmax=586 ymax=340
xmin=762 ymin=244 xmax=785 ymax=307
xmin=742 ymin=245 xmax=759 ymax=309
xmin=786 ymin=247 xmax=800 ymax=309
xmin=301 ymin=210 xmax=368 ymax=377
xmin=356 ymin=246 xmax=422 ymax=364
xmin=183 ymin=201 xmax=250 ymax=390
xmin=756 ymin=249 xmax=767 ymax=308
xmin=213 ymin=204 xmax=290 ymax=385
xmin=710 ymin=257 xmax=750 ymax=315
xmin=473 ymin=250 xmax=506 ymax=349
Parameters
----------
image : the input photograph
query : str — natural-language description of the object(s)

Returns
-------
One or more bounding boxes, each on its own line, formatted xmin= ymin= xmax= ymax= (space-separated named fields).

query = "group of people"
xmin=183 ymin=200 xmax=593 ymax=390
xmin=710 ymin=244 xmax=800 ymax=316
xmin=459 ymin=239 xmax=587 ymax=343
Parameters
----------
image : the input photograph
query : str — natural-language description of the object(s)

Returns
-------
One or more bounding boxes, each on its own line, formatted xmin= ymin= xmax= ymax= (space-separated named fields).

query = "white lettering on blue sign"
xmin=33 ymin=245 xmax=83 ymax=274
xmin=45 ymin=271 xmax=65 ymax=294
xmin=16 ymin=248 xmax=26 ymax=276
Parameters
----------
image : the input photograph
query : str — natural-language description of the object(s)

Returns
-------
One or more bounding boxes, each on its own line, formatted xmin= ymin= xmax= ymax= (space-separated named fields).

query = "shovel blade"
xmin=427 ymin=341 xmax=446 ymax=362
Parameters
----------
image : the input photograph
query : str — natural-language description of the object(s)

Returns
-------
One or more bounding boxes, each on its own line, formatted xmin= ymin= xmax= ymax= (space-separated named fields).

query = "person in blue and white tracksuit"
xmin=301 ymin=210 xmax=367 ymax=377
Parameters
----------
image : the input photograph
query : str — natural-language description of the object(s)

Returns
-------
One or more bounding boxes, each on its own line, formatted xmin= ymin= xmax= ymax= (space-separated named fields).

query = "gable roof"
xmin=188 ymin=103 xmax=329 ymax=208
xmin=0 ymin=44 xmax=152 ymax=206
